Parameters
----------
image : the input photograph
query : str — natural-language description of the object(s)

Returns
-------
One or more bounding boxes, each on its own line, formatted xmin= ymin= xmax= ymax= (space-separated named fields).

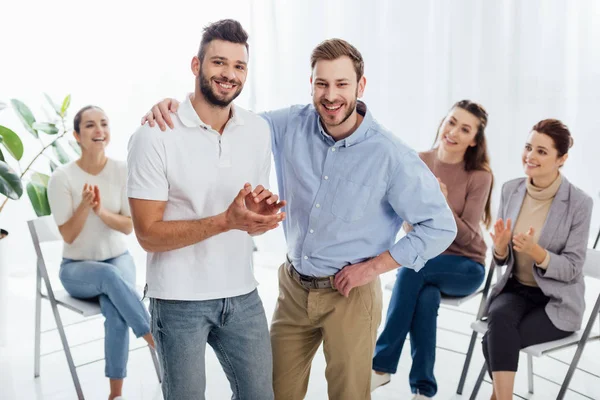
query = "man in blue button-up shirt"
xmin=144 ymin=38 xmax=456 ymax=400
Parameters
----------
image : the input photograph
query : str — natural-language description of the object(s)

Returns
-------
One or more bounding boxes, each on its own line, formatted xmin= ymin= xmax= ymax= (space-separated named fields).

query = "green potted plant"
xmin=0 ymin=94 xmax=79 ymax=272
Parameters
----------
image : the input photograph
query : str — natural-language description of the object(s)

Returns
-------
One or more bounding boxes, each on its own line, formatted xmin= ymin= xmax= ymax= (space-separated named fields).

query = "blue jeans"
xmin=150 ymin=289 xmax=274 ymax=400
xmin=60 ymin=251 xmax=151 ymax=379
xmin=372 ymin=254 xmax=485 ymax=397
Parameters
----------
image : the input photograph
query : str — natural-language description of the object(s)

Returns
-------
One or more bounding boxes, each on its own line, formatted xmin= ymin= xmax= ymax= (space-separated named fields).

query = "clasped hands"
xmin=224 ymin=183 xmax=286 ymax=235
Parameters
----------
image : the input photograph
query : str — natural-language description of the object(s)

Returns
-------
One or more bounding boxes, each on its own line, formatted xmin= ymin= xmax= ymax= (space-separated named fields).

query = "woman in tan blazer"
xmin=484 ymin=119 xmax=594 ymax=400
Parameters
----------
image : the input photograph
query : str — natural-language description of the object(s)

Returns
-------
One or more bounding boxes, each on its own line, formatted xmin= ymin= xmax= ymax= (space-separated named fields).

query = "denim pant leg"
xmin=373 ymin=255 xmax=484 ymax=375
xmin=151 ymin=290 xmax=273 ymax=400
xmin=60 ymin=253 xmax=150 ymax=337
xmin=407 ymin=254 xmax=485 ymax=395
xmin=419 ymin=255 xmax=485 ymax=297
xmin=150 ymin=298 xmax=212 ymax=400
xmin=208 ymin=289 xmax=273 ymax=400
xmin=60 ymin=252 xmax=151 ymax=378
xmin=99 ymin=294 xmax=129 ymax=378
xmin=107 ymin=251 xmax=137 ymax=288
xmin=373 ymin=267 xmax=426 ymax=374
xmin=408 ymin=285 xmax=441 ymax=397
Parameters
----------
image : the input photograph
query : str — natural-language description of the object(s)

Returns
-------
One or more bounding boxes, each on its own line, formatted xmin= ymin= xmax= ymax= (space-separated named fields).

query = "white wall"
xmin=1 ymin=0 xmax=599 ymax=276
xmin=246 ymin=0 xmax=600 ymax=243
xmin=0 ymin=0 xmax=259 ymax=273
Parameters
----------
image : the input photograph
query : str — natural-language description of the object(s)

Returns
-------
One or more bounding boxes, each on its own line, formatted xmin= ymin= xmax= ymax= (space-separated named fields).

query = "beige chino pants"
xmin=270 ymin=262 xmax=382 ymax=400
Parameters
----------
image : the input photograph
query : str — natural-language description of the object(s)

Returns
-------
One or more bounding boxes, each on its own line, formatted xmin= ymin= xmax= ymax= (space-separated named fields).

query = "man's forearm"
xmin=371 ymin=251 xmax=401 ymax=275
xmin=136 ymin=214 xmax=228 ymax=252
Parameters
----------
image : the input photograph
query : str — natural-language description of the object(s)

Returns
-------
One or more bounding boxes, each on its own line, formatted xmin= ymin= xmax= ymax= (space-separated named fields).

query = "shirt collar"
xmin=178 ymin=94 xmax=244 ymax=130
xmin=317 ymin=100 xmax=373 ymax=147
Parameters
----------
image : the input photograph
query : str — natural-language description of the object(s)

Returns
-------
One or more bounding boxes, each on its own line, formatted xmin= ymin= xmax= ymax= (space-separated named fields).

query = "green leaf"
xmin=68 ymin=140 xmax=82 ymax=155
xmin=52 ymin=141 xmax=70 ymax=164
xmin=61 ymin=94 xmax=71 ymax=117
xmin=32 ymin=122 xmax=59 ymax=135
xmin=0 ymin=147 xmax=4 ymax=162
xmin=44 ymin=93 xmax=62 ymax=116
xmin=31 ymin=172 xmax=50 ymax=187
xmin=0 ymin=125 xmax=25 ymax=160
xmin=49 ymin=159 xmax=59 ymax=172
xmin=26 ymin=181 xmax=51 ymax=217
xmin=0 ymin=160 xmax=23 ymax=200
xmin=10 ymin=99 xmax=38 ymax=138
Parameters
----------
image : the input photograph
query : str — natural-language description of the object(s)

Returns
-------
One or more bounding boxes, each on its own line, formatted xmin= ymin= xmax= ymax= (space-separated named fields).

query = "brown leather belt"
xmin=286 ymin=258 xmax=335 ymax=290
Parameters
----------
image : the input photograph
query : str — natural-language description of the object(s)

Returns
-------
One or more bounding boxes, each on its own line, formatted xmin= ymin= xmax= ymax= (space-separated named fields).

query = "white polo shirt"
xmin=127 ymin=97 xmax=271 ymax=301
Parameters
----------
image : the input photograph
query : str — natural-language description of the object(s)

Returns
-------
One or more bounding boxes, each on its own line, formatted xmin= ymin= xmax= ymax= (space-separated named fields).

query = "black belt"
xmin=286 ymin=258 xmax=335 ymax=290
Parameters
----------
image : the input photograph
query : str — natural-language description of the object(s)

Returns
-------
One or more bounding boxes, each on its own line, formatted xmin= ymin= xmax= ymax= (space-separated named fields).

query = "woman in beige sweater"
xmin=372 ymin=100 xmax=494 ymax=399
xmin=484 ymin=119 xmax=593 ymax=400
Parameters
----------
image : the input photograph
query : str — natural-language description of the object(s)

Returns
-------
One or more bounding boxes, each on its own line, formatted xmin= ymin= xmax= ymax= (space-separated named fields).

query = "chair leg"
xmin=457 ymin=330 xmax=479 ymax=394
xmin=469 ymin=362 xmax=488 ymax=400
xmin=52 ymin=300 xmax=84 ymax=399
xmin=34 ymin=265 xmax=42 ymax=378
xmin=557 ymin=342 xmax=585 ymax=400
xmin=149 ymin=346 xmax=162 ymax=383
xmin=38 ymin=259 xmax=85 ymax=400
xmin=557 ymin=299 xmax=600 ymax=400
xmin=527 ymin=354 xmax=534 ymax=394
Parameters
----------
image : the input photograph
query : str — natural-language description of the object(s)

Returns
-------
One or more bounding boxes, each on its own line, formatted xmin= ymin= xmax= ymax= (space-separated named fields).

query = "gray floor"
xmin=1 ymin=251 xmax=598 ymax=400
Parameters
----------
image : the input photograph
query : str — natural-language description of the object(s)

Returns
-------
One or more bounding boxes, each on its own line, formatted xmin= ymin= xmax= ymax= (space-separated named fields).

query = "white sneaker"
xmin=370 ymin=370 xmax=391 ymax=392
xmin=411 ymin=394 xmax=432 ymax=400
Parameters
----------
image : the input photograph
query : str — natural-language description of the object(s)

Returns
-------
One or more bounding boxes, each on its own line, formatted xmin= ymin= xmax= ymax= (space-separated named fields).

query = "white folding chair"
xmin=29 ymin=216 xmax=161 ymax=400
xmin=465 ymin=249 xmax=600 ymax=400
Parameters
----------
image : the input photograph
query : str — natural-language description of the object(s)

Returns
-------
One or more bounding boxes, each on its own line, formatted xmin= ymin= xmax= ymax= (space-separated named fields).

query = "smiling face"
xmin=522 ymin=130 xmax=568 ymax=181
xmin=310 ymin=56 xmax=365 ymax=130
xmin=73 ymin=107 xmax=110 ymax=152
xmin=194 ymin=39 xmax=248 ymax=108
xmin=437 ymin=107 xmax=480 ymax=156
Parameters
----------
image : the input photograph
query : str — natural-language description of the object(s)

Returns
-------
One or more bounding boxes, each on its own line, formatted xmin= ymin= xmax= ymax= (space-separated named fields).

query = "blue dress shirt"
xmin=261 ymin=101 xmax=457 ymax=277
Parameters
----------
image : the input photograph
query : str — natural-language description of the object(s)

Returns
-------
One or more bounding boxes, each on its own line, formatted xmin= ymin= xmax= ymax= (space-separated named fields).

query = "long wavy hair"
xmin=432 ymin=100 xmax=494 ymax=229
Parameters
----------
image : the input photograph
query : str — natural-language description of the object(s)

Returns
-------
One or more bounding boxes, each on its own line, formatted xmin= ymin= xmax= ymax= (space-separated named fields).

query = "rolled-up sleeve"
xmin=387 ymin=150 xmax=457 ymax=271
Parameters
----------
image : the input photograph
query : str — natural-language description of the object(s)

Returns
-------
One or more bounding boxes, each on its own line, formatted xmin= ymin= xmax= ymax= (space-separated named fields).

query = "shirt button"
xmin=331 ymin=147 xmax=336 ymax=152
xmin=324 ymin=176 xmax=329 ymax=180
xmin=309 ymin=229 xmax=314 ymax=234
xmin=315 ymin=204 xmax=321 ymax=208
xmin=304 ymin=256 xmax=308 ymax=260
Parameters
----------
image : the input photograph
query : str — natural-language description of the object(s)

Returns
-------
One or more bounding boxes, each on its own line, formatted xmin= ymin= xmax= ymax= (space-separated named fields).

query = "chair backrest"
xmin=28 ymin=216 xmax=62 ymax=282
xmin=28 ymin=216 xmax=62 ymax=245
xmin=583 ymin=248 xmax=600 ymax=280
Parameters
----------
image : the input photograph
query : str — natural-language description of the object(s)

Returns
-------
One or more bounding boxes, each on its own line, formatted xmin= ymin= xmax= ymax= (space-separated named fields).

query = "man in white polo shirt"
xmin=127 ymin=20 xmax=283 ymax=400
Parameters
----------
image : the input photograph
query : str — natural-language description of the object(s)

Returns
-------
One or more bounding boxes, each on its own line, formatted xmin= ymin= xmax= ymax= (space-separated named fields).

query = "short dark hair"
xmin=197 ymin=19 xmax=249 ymax=62
xmin=310 ymin=39 xmax=364 ymax=82
xmin=532 ymin=119 xmax=574 ymax=157
xmin=73 ymin=105 xmax=104 ymax=133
